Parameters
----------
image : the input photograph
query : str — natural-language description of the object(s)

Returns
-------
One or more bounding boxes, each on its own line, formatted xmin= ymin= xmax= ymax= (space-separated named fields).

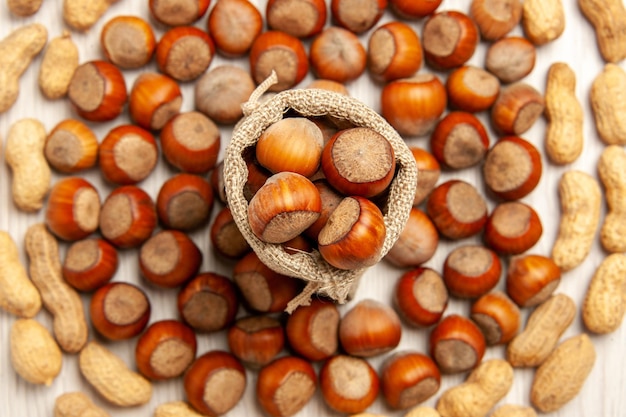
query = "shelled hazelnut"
xmin=257 ymin=356 xmax=317 ymax=417
xmin=177 ymin=273 xmax=239 ymax=332
xmin=233 ymin=252 xmax=303 ymax=313
xmin=129 ymin=72 xmax=182 ymax=131
xmin=484 ymin=201 xmax=543 ymax=255
xmin=422 ymin=11 xmax=479 ymax=70
xmin=331 ymin=0 xmax=386 ymax=34
xmin=139 ymin=230 xmax=202 ymax=288
xmin=380 ymin=351 xmax=441 ymax=410
xmin=68 ymin=60 xmax=127 ymax=122
xmin=161 ymin=111 xmax=220 ymax=174
xmin=45 ymin=177 xmax=100 ymax=241
xmin=381 ymin=74 xmax=447 ymax=137
xmin=62 ymin=238 xmax=118 ymax=292
xmin=388 ymin=0 xmax=442 ymax=19
xmin=409 ymin=147 xmax=440 ymax=206
xmin=430 ymin=111 xmax=490 ymax=170
xmin=320 ymin=355 xmax=379 ymax=414
xmin=368 ymin=21 xmax=423 ymax=82
xmin=90 ymin=282 xmax=151 ymax=340
xmin=195 ymin=65 xmax=256 ymax=124
xmin=446 ymin=66 xmax=500 ymax=112
xmin=156 ymin=173 xmax=214 ymax=231
xmin=310 ymin=27 xmax=367 ymax=83
xmin=210 ymin=206 xmax=251 ymax=260
xmin=470 ymin=291 xmax=521 ymax=345
xmin=228 ymin=315 xmax=285 ymax=368
xmin=485 ymin=37 xmax=536 ymax=83
xmin=483 ymin=136 xmax=542 ymax=200
xmin=99 ymin=185 xmax=157 ymax=248
xmin=249 ymin=31 xmax=309 ymax=92
xmin=149 ymin=0 xmax=211 ymax=26
xmin=385 ymin=208 xmax=439 ymax=267
xmin=99 ymin=124 xmax=158 ymax=185
xmin=426 ymin=180 xmax=487 ymax=240
xmin=394 ymin=267 xmax=448 ymax=328
xmin=443 ymin=245 xmax=502 ymax=299
xmin=286 ymin=298 xmax=340 ymax=361
xmin=470 ymin=0 xmax=522 ymax=41
xmin=184 ymin=351 xmax=246 ymax=416
xmin=44 ymin=119 xmax=98 ymax=173
xmin=207 ymin=0 xmax=262 ymax=56
xmin=100 ymin=15 xmax=156 ymax=69
xmin=135 ymin=320 xmax=197 ymax=380
xmin=156 ymin=26 xmax=215 ymax=82
xmin=339 ymin=299 xmax=402 ymax=357
xmin=266 ymin=0 xmax=327 ymax=38
xmin=506 ymin=254 xmax=561 ymax=307
xmin=491 ymin=83 xmax=545 ymax=135
xmin=429 ymin=314 xmax=486 ymax=374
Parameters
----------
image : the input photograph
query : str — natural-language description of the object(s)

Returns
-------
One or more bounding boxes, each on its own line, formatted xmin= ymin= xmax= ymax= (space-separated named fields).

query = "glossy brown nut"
xmin=44 ymin=119 xmax=98 ymax=173
xmin=249 ymin=31 xmax=308 ymax=92
xmin=45 ymin=177 xmax=100 ymax=241
xmin=90 ymin=282 xmax=151 ymax=340
xmin=368 ymin=21 xmax=423 ymax=82
xmin=310 ymin=27 xmax=367 ymax=83
xmin=331 ymin=0 xmax=386 ymax=33
xmin=486 ymin=36 xmax=536 ymax=83
xmin=266 ymin=0 xmax=326 ymax=38
xmin=429 ymin=314 xmax=486 ymax=374
xmin=286 ymin=298 xmax=340 ymax=361
xmin=207 ymin=0 xmax=262 ymax=56
xmin=381 ymin=351 xmax=441 ymax=410
xmin=443 ymin=244 xmax=502 ymax=299
xmin=195 ymin=66 xmax=256 ymax=124
xmin=385 ymin=208 xmax=439 ymax=267
xmin=136 ymin=319 xmax=197 ymax=380
xmin=506 ymin=254 xmax=561 ymax=307
xmin=430 ymin=111 xmax=490 ymax=170
xmin=177 ymin=272 xmax=239 ymax=332
xmin=446 ymin=65 xmax=500 ymax=112
xmin=470 ymin=291 xmax=521 ymax=345
xmin=99 ymin=124 xmax=158 ymax=185
xmin=100 ymin=15 xmax=156 ymax=69
xmin=484 ymin=201 xmax=543 ymax=255
xmin=422 ymin=11 xmax=479 ymax=70
xmin=394 ymin=267 xmax=448 ymax=328
xmin=303 ymin=179 xmax=343 ymax=241
xmin=156 ymin=26 xmax=215 ymax=82
xmin=149 ymin=0 xmax=211 ymax=26
xmin=389 ymin=0 xmax=442 ymax=18
xmin=129 ymin=72 xmax=182 ymax=131
xmin=210 ymin=206 xmax=251 ymax=260
xmin=470 ymin=0 xmax=522 ymax=40
xmin=409 ymin=147 xmax=440 ymax=206
xmin=320 ymin=355 xmax=379 ymax=414
xmin=156 ymin=173 xmax=214 ymax=231
xmin=491 ymin=82 xmax=545 ymax=135
xmin=227 ymin=315 xmax=285 ymax=368
xmin=62 ymin=238 xmax=118 ymax=292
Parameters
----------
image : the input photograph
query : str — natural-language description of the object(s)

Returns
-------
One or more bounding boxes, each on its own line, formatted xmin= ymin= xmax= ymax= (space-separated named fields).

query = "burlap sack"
xmin=224 ymin=72 xmax=418 ymax=312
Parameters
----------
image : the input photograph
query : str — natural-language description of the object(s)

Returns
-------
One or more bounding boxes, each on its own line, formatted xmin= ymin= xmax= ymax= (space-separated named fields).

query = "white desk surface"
xmin=0 ymin=1 xmax=624 ymax=416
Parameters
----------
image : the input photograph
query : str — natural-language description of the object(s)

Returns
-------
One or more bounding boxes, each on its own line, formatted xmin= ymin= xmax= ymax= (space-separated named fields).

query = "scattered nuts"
xmin=10 ymin=318 xmax=62 ymax=386
xmin=63 ymin=0 xmax=119 ymax=31
xmin=154 ymin=401 xmax=206 ymax=417
xmin=381 ymin=351 xmax=440 ymax=410
xmin=506 ymin=254 xmax=561 ymax=308
xmin=99 ymin=124 xmax=158 ymax=185
xmin=228 ymin=315 xmax=285 ymax=367
xmin=8 ymin=0 xmax=43 ymax=16
xmin=156 ymin=173 xmax=214 ymax=231
xmin=429 ymin=314 xmax=486 ymax=374
xmin=485 ymin=36 xmax=536 ymax=84
xmin=44 ymin=119 xmax=98 ymax=173
xmin=443 ymin=245 xmax=501 ymax=299
xmin=45 ymin=177 xmax=101 ymax=241
xmin=582 ymin=253 xmax=626 ymax=334
xmin=470 ymin=291 xmax=520 ymax=346
xmin=62 ymin=238 xmax=119 ymax=292
xmin=491 ymin=83 xmax=545 ymax=135
xmin=38 ymin=31 xmax=79 ymax=99
xmin=195 ymin=65 xmax=256 ymax=124
xmin=249 ymin=31 xmax=309 ymax=91
xmin=210 ymin=206 xmax=251 ymax=260
xmin=490 ymin=405 xmax=537 ymax=417
xmin=129 ymin=72 xmax=182 ymax=131
xmin=330 ymin=0 xmax=386 ymax=34
xmin=140 ymin=230 xmax=202 ymax=288
xmin=445 ymin=65 xmax=500 ymax=112
xmin=207 ymin=0 xmax=262 ymax=56
xmin=320 ymin=355 xmax=380 ymax=414
xmin=310 ymin=27 xmax=367 ymax=83
xmin=393 ymin=267 xmax=448 ymax=328
xmin=266 ymin=0 xmax=327 ymax=38
xmin=409 ymin=147 xmax=440 ymax=206
xmin=100 ymin=15 xmax=156 ymax=69
xmin=422 ymin=11 xmax=479 ymax=70
xmin=385 ymin=208 xmax=439 ymax=267
xmin=389 ymin=0 xmax=441 ymax=19
xmin=156 ymin=26 xmax=215 ymax=82
xmin=285 ymin=298 xmax=340 ymax=361
xmin=90 ymin=281 xmax=151 ymax=340
xmin=598 ymin=145 xmax=626 ymax=252
xmin=368 ymin=21 xmax=422 ymax=82
xmin=149 ymin=0 xmax=210 ymax=27
xmin=429 ymin=111 xmax=490 ymax=170
xmin=470 ymin=0 xmax=522 ymax=41
xmin=483 ymin=201 xmax=543 ymax=256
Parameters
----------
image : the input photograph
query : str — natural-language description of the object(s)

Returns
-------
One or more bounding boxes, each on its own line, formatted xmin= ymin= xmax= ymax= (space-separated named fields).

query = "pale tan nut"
xmin=63 ymin=0 xmax=120 ymax=31
xmin=39 ymin=31 xmax=79 ymax=100
xmin=578 ymin=0 xmax=626 ymax=63
xmin=55 ymin=392 xmax=111 ymax=417
xmin=551 ymin=170 xmax=601 ymax=271
xmin=405 ymin=406 xmax=441 ymax=417
xmin=489 ymin=404 xmax=537 ymax=417
xmin=5 ymin=118 xmax=51 ymax=212
xmin=590 ymin=64 xmax=626 ymax=145
xmin=598 ymin=145 xmax=626 ymax=252
xmin=0 ymin=23 xmax=47 ymax=113
xmin=582 ymin=253 xmax=626 ymax=334
xmin=0 ymin=231 xmax=41 ymax=318
xmin=79 ymin=341 xmax=152 ymax=407
xmin=10 ymin=318 xmax=62 ymax=386
xmin=506 ymin=293 xmax=575 ymax=368
xmin=25 ymin=223 xmax=88 ymax=353
xmin=521 ymin=0 xmax=565 ymax=45
xmin=544 ymin=62 xmax=583 ymax=165
xmin=7 ymin=0 xmax=43 ymax=16
xmin=436 ymin=359 xmax=514 ymax=417
xmin=154 ymin=401 xmax=207 ymax=417
xmin=530 ymin=334 xmax=596 ymax=413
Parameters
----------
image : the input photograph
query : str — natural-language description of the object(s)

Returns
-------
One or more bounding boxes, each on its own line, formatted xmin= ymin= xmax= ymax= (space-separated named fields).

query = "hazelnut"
xmin=368 ymin=21 xmax=423 ymax=82
xmin=470 ymin=291 xmax=521 ymax=345
xmin=149 ymin=0 xmax=211 ymax=26
xmin=210 ymin=206 xmax=251 ymax=260
xmin=100 ymin=15 xmax=156 ymax=69
xmin=310 ymin=27 xmax=367 ymax=83
xmin=484 ymin=201 xmax=543 ymax=255
xmin=430 ymin=111 xmax=490 ymax=170
xmin=394 ymin=267 xmax=448 ymax=328
xmin=389 ymin=0 xmax=442 ymax=19
xmin=470 ymin=0 xmax=522 ymax=41
xmin=266 ymin=0 xmax=327 ymax=38
xmin=156 ymin=173 xmax=214 ymax=231
xmin=381 ymin=351 xmax=441 ymax=410
xmin=62 ymin=238 xmax=118 ymax=292
xmin=506 ymin=254 xmax=561 ymax=307
xmin=491 ymin=82 xmax=545 ymax=135
xmin=409 ymin=147 xmax=440 ymax=206
xmin=90 ymin=282 xmax=151 ymax=340
xmin=443 ymin=245 xmax=502 ymax=299
xmin=249 ymin=31 xmax=308 ymax=92
xmin=429 ymin=314 xmax=486 ymax=374
xmin=99 ymin=124 xmax=158 ymax=185
xmin=207 ymin=0 xmax=262 ymax=56
xmin=331 ymin=0 xmax=386 ymax=34
xmin=422 ymin=11 xmax=479 ymax=70
xmin=320 ymin=355 xmax=379 ymax=414
xmin=44 ymin=119 xmax=98 ymax=173
xmin=195 ymin=65 xmax=256 ymax=124
xmin=385 ymin=208 xmax=439 ymax=268
xmin=45 ymin=177 xmax=100 ymax=241
xmin=129 ymin=72 xmax=182 ymax=131
xmin=156 ymin=26 xmax=215 ymax=82
xmin=285 ymin=298 xmax=340 ymax=361
xmin=446 ymin=65 xmax=500 ymax=112
xmin=228 ymin=315 xmax=285 ymax=368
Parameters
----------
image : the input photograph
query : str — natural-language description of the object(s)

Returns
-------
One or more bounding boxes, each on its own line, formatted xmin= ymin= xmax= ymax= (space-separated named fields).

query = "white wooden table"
xmin=1 ymin=1 xmax=624 ymax=416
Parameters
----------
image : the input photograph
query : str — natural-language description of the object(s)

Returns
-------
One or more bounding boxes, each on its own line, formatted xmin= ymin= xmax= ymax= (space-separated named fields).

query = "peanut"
xmin=506 ymin=293 xmax=575 ymax=367
xmin=405 ymin=407 xmax=441 ymax=417
xmin=25 ymin=223 xmax=88 ymax=353
xmin=598 ymin=145 xmax=626 ymax=252
xmin=551 ymin=170 xmax=601 ymax=271
xmin=578 ymin=0 xmax=626 ymax=63
xmin=154 ymin=401 xmax=207 ymax=417
xmin=544 ymin=62 xmax=583 ymax=165
xmin=10 ymin=318 xmax=62 ymax=386
xmin=582 ymin=253 xmax=626 ymax=334
xmin=436 ymin=359 xmax=514 ymax=417
xmin=521 ymin=0 xmax=565 ymax=45
xmin=39 ymin=31 xmax=79 ymax=100
xmin=54 ymin=392 xmax=111 ymax=417
xmin=490 ymin=405 xmax=536 ymax=417
xmin=590 ymin=63 xmax=626 ymax=145
xmin=7 ymin=0 xmax=43 ymax=16
xmin=0 ymin=23 xmax=47 ymax=113
xmin=5 ymin=119 xmax=51 ymax=212
xmin=79 ymin=341 xmax=152 ymax=407
xmin=530 ymin=334 xmax=596 ymax=413
xmin=63 ymin=0 xmax=120 ymax=31
xmin=0 ymin=231 xmax=41 ymax=318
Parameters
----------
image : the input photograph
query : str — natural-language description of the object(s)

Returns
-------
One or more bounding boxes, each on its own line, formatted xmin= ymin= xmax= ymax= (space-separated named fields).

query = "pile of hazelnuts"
xmin=30 ymin=0 xmax=562 ymax=416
